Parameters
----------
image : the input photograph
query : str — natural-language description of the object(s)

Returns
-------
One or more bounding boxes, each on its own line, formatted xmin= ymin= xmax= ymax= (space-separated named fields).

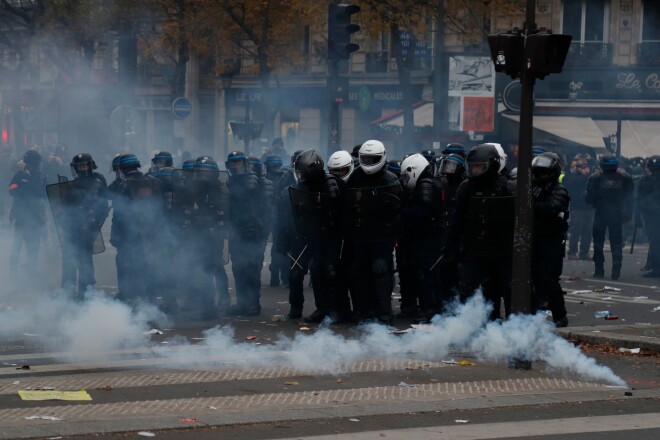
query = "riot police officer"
xmin=531 ymin=153 xmax=570 ymax=327
xmin=637 ymin=156 xmax=660 ymax=278
xmin=288 ymin=149 xmax=346 ymax=322
xmin=148 ymin=151 xmax=174 ymax=176
xmin=327 ymin=151 xmax=355 ymax=182
xmin=264 ymin=155 xmax=289 ymax=288
xmin=112 ymin=154 xmax=162 ymax=304
xmin=399 ymin=153 xmax=445 ymax=321
xmin=447 ymin=144 xmax=516 ymax=320
xmin=586 ymin=154 xmax=634 ymax=279
xmin=344 ymin=140 xmax=402 ymax=324
xmin=9 ymin=150 xmax=47 ymax=278
xmin=184 ymin=156 xmax=230 ymax=319
xmin=226 ymin=151 xmax=266 ymax=316
xmin=59 ymin=153 xmax=109 ymax=297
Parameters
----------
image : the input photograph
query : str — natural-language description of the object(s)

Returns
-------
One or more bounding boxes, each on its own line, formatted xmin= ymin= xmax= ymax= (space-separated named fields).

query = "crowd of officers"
xmin=7 ymin=139 xmax=660 ymax=327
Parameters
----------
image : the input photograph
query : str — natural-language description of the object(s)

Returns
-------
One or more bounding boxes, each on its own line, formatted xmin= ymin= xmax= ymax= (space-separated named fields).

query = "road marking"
xmin=292 ymin=412 xmax=660 ymax=440
xmin=562 ymin=276 xmax=659 ymax=290
xmin=0 ymin=378 xmax=608 ymax=425
xmin=564 ymin=289 xmax=660 ymax=305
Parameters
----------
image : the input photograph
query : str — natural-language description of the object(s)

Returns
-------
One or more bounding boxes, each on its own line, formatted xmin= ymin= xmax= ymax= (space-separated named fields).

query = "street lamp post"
xmin=219 ymin=72 xmax=234 ymax=160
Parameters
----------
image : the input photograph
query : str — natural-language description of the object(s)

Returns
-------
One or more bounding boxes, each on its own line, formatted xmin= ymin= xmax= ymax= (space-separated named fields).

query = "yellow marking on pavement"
xmin=18 ymin=389 xmax=91 ymax=401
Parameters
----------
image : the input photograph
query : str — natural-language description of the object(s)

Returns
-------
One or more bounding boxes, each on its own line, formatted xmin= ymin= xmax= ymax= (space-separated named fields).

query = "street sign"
xmin=172 ymin=97 xmax=193 ymax=120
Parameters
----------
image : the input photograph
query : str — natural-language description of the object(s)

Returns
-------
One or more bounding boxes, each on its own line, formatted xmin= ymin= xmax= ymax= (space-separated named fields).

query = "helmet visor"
xmin=466 ymin=161 xmax=489 ymax=178
xmin=330 ymin=165 xmax=351 ymax=178
xmin=226 ymin=160 xmax=246 ymax=175
xmin=360 ymin=154 xmax=382 ymax=167
xmin=439 ymin=159 xmax=460 ymax=175
xmin=532 ymin=155 xmax=554 ymax=169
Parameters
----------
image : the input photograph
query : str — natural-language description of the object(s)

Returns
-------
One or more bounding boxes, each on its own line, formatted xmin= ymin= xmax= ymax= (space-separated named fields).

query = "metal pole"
xmin=327 ymin=59 xmax=340 ymax=157
xmin=510 ymin=0 xmax=537 ymax=315
xmin=432 ymin=0 xmax=445 ymax=139
xmin=616 ymin=112 xmax=622 ymax=160
xmin=223 ymin=87 xmax=230 ymax=159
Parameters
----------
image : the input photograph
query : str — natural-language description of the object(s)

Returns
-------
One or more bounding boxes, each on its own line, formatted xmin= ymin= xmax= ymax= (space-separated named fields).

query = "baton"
xmin=288 ymin=244 xmax=308 ymax=270
xmin=428 ymin=254 xmax=445 ymax=272
xmin=630 ymin=223 xmax=638 ymax=254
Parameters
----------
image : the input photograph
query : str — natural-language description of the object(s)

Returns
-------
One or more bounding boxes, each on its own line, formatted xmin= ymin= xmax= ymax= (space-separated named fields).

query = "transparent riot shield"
xmin=342 ymin=183 xmax=402 ymax=243
xmin=288 ymin=186 xmax=341 ymax=242
xmin=464 ymin=195 xmax=515 ymax=257
xmin=46 ymin=180 xmax=106 ymax=255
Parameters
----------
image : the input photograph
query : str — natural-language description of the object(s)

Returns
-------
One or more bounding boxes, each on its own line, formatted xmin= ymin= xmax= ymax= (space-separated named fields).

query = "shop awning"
xmin=501 ymin=114 xmax=606 ymax=150
xmin=593 ymin=120 xmax=660 ymax=158
xmin=371 ymin=101 xmax=433 ymax=127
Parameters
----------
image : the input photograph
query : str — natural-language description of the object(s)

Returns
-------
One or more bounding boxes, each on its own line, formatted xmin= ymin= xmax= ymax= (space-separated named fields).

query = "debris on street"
xmin=618 ymin=348 xmax=641 ymax=354
xmin=24 ymin=415 xmax=62 ymax=421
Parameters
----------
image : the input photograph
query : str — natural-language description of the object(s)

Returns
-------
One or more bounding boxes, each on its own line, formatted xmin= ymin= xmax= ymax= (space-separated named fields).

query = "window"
xmin=562 ymin=0 xmax=609 ymax=43
xmin=642 ymin=0 xmax=660 ymax=42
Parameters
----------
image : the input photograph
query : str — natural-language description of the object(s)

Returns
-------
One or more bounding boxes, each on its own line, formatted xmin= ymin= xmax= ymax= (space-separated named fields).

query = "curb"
xmin=555 ymin=324 xmax=660 ymax=352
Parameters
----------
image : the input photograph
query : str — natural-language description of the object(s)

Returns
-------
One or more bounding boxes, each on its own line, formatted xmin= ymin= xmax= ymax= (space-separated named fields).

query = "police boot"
xmin=593 ymin=265 xmax=605 ymax=278
xmin=611 ymin=263 xmax=621 ymax=280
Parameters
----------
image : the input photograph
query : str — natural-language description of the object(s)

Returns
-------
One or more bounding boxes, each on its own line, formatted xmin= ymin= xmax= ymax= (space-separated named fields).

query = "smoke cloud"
xmin=0 ymin=289 xmax=625 ymax=386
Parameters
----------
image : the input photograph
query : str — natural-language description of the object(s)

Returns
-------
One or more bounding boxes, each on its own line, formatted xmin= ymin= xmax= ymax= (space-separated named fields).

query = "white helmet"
xmin=483 ymin=143 xmax=507 ymax=173
xmin=327 ymin=150 xmax=354 ymax=182
xmin=400 ymin=153 xmax=430 ymax=190
xmin=359 ymin=140 xmax=386 ymax=175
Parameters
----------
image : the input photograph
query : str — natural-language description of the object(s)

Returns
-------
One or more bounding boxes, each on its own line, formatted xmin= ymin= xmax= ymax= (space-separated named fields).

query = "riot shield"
xmin=342 ymin=184 xmax=402 ymax=243
xmin=288 ymin=186 xmax=340 ymax=242
xmin=464 ymin=195 xmax=515 ymax=257
xmin=46 ymin=181 xmax=106 ymax=255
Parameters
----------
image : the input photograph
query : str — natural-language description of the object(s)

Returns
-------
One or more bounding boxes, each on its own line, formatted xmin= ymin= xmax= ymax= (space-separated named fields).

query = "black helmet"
xmin=442 ymin=143 xmax=466 ymax=157
xmin=154 ymin=166 xmax=174 ymax=186
xmin=118 ymin=153 xmax=141 ymax=171
xmin=466 ymin=144 xmax=500 ymax=180
xmin=151 ymin=151 xmax=174 ymax=168
xmin=264 ymin=155 xmax=283 ymax=172
xmin=439 ymin=153 xmax=466 ymax=177
xmin=225 ymin=151 xmax=248 ymax=176
xmin=387 ymin=159 xmax=402 ymax=177
xmin=194 ymin=156 xmax=219 ymax=181
xmin=71 ymin=153 xmax=97 ymax=178
xmin=111 ymin=153 xmax=126 ymax=173
xmin=291 ymin=150 xmax=304 ymax=166
xmin=294 ymin=149 xmax=325 ymax=183
xmin=420 ymin=149 xmax=435 ymax=162
xmin=532 ymin=152 xmax=562 ymax=185
xmin=599 ymin=154 xmax=619 ymax=172
xmin=23 ymin=150 xmax=42 ymax=167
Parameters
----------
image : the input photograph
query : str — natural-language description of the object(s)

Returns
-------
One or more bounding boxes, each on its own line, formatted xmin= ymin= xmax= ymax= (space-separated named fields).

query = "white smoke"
xmin=0 ymin=290 xmax=626 ymax=386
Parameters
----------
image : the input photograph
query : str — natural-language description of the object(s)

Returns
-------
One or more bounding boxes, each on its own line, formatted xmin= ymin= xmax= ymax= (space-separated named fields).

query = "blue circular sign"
xmin=172 ymin=97 xmax=193 ymax=120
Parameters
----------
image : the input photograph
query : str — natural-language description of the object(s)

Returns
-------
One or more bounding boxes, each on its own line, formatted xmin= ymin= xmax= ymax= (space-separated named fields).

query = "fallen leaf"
xmin=180 ymin=418 xmax=198 ymax=423
xmin=246 ymin=336 xmax=257 ymax=340
xmin=284 ymin=381 xmax=300 ymax=385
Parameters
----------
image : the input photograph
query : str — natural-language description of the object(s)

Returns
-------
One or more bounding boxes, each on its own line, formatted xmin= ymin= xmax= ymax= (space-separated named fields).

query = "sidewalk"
xmin=555 ymin=324 xmax=660 ymax=352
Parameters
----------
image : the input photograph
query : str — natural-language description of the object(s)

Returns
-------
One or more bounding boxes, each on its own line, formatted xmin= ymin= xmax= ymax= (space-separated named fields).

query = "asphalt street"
xmin=0 ymin=223 xmax=658 ymax=439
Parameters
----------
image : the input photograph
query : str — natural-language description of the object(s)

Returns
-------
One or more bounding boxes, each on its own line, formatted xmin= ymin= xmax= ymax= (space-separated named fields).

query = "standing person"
xmin=225 ymin=151 xmax=266 ymax=316
xmin=58 ymin=154 xmax=109 ymax=297
xmin=564 ymin=154 xmax=594 ymax=260
xmin=399 ymin=154 xmax=445 ymax=321
xmin=344 ymin=140 xmax=402 ymax=324
xmin=530 ymin=153 xmax=570 ymax=327
xmin=264 ymin=155 xmax=289 ymax=288
xmin=637 ymin=156 xmax=660 ymax=278
xmin=147 ymin=151 xmax=174 ymax=176
xmin=447 ymin=144 xmax=516 ymax=320
xmin=288 ymin=149 xmax=345 ymax=322
xmin=112 ymin=154 xmax=162 ymax=304
xmin=8 ymin=150 xmax=47 ymax=279
xmin=586 ymin=154 xmax=634 ymax=280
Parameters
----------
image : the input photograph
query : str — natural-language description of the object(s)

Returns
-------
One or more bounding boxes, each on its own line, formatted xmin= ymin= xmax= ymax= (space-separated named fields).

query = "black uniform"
xmin=530 ymin=153 xmax=570 ymax=326
xmin=9 ymin=152 xmax=47 ymax=277
xmin=637 ymin=157 xmax=660 ymax=277
xmin=59 ymin=171 xmax=108 ymax=296
xmin=400 ymin=168 xmax=445 ymax=320
xmin=112 ymin=158 xmax=162 ymax=303
xmin=344 ymin=166 xmax=402 ymax=323
xmin=266 ymin=164 xmax=289 ymax=287
xmin=448 ymin=145 xmax=515 ymax=320
xmin=227 ymin=162 xmax=266 ymax=316
xmin=563 ymin=163 xmax=594 ymax=260
xmin=586 ymin=156 xmax=634 ymax=279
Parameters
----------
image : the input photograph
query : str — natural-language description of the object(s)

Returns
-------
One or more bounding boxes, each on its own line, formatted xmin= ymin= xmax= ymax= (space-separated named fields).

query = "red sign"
xmin=462 ymin=97 xmax=495 ymax=132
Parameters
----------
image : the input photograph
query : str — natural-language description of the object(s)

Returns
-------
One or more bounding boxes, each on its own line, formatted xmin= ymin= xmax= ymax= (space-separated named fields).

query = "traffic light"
xmin=328 ymin=3 xmax=360 ymax=61
xmin=487 ymin=31 xmax=524 ymax=79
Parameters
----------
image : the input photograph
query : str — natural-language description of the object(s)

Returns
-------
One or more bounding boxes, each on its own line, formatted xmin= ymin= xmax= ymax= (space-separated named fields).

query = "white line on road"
xmin=293 ymin=412 xmax=660 ymax=440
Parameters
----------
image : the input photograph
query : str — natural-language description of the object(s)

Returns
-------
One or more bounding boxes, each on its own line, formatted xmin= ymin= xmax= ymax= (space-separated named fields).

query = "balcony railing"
xmin=564 ymin=42 xmax=613 ymax=67
xmin=637 ymin=42 xmax=660 ymax=66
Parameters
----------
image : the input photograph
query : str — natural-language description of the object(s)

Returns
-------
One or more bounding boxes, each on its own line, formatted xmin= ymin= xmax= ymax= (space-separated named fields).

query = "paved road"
xmin=0 ymin=226 xmax=658 ymax=439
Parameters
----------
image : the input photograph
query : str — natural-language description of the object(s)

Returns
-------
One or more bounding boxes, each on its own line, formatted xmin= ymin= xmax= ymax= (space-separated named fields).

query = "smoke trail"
xmin=0 ymin=290 xmax=625 ymax=386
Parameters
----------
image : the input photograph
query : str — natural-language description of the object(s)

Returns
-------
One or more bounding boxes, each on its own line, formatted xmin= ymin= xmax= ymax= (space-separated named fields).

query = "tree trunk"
xmin=390 ymin=23 xmax=416 ymax=150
